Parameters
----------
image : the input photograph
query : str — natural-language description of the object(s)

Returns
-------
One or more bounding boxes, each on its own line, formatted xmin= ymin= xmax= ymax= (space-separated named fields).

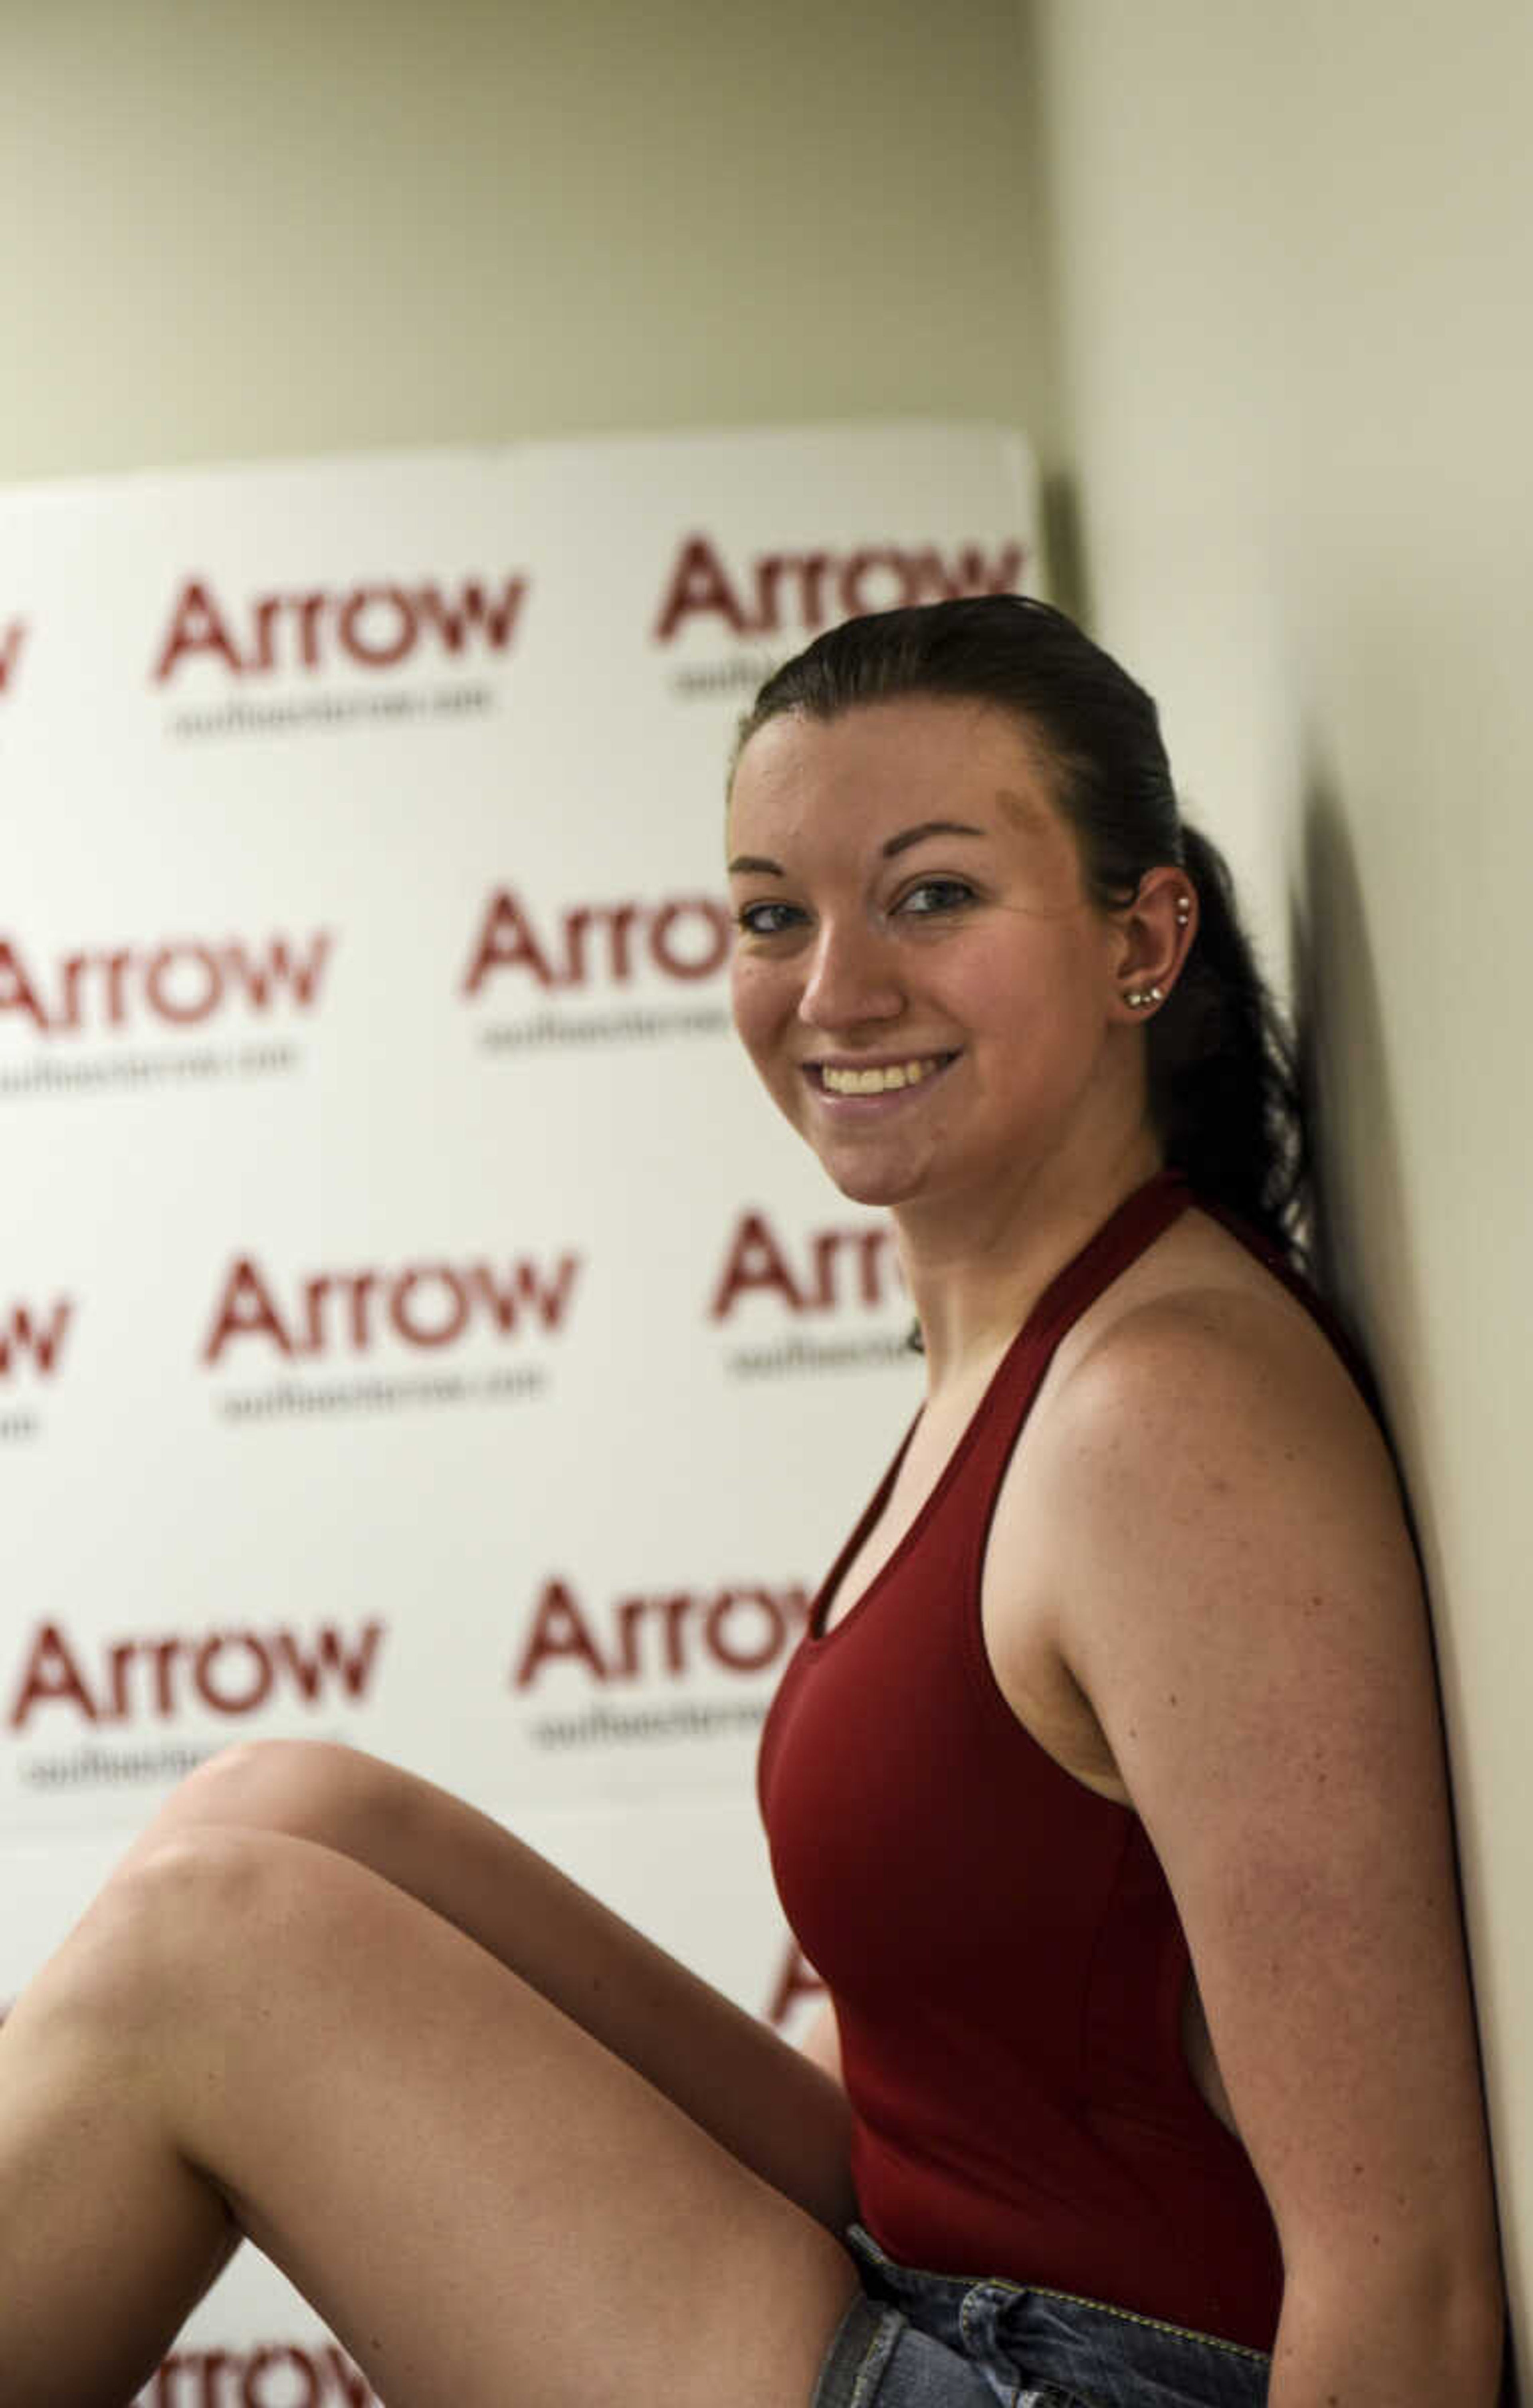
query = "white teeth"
xmin=820 ymin=1056 xmax=943 ymax=1096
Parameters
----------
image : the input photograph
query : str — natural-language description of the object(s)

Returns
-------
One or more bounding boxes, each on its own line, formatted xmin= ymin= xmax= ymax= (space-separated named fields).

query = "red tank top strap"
xmin=962 ymin=1169 xmax=1193 ymax=1467
xmin=1023 ymin=1168 xmax=1192 ymax=1351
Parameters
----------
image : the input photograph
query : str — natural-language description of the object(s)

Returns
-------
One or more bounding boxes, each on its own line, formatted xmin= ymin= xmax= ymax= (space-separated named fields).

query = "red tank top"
xmin=758 ymin=1172 xmax=1289 ymax=2350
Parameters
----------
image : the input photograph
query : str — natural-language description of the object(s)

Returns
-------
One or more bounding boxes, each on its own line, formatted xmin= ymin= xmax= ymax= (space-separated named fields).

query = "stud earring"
xmin=1124 ymin=984 xmax=1165 ymax=1010
xmin=1175 ymin=895 xmax=1192 ymax=927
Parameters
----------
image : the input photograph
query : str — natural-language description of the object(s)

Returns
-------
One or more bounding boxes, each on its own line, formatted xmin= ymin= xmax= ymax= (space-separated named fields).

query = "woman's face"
xmin=726 ymin=696 xmax=1137 ymax=1217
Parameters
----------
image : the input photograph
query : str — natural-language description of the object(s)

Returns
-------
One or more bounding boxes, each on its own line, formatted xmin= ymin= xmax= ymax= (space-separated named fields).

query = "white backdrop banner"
xmin=0 ymin=419 xmax=1039 ymax=2394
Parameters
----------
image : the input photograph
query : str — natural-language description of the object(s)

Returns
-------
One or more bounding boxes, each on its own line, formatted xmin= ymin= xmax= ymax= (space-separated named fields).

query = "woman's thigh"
xmin=132 ymin=1739 xmax=854 ymax=2229
xmin=107 ymin=1824 xmax=861 ymax=2408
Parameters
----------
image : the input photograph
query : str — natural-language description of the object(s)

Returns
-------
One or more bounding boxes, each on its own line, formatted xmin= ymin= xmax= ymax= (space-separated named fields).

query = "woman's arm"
xmin=1031 ymin=1286 xmax=1505 ymax=2406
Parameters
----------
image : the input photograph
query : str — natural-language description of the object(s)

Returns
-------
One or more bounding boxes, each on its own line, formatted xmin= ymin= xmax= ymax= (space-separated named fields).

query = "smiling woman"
xmin=0 ymin=598 xmax=1505 ymax=2408
xmin=726 ymin=596 xmax=1505 ymax=2406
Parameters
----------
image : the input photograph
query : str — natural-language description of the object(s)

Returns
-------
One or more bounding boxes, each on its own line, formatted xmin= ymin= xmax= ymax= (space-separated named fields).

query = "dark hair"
xmin=733 ymin=594 xmax=1307 ymax=1257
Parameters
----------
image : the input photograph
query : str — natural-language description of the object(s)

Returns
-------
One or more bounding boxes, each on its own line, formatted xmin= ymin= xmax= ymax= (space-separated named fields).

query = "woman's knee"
xmin=144 ymin=1738 xmax=388 ymax=1853
xmin=28 ymin=1827 xmax=305 ymax=2049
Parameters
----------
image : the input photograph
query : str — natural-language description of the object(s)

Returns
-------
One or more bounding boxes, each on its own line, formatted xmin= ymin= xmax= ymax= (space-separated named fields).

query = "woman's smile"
xmin=808 ymin=1052 xmax=958 ymax=1103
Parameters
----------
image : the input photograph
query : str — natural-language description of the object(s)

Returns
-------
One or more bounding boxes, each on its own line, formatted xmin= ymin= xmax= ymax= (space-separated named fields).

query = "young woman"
xmin=0 ymin=598 xmax=1503 ymax=2407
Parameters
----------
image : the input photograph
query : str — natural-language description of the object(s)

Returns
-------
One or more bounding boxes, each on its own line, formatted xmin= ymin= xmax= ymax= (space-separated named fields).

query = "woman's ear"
xmin=1111 ymin=866 xmax=1198 ymax=1020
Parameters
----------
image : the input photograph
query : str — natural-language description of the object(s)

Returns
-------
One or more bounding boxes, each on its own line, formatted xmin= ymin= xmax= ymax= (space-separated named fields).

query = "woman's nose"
xmin=798 ymin=919 xmax=904 ymax=1030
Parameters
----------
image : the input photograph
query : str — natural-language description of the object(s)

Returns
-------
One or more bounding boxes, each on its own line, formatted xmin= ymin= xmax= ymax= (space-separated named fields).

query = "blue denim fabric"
xmin=812 ymin=2226 xmax=1270 ymax=2408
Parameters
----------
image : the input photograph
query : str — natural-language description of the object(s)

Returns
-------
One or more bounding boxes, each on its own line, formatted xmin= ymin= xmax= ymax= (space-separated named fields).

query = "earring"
xmin=1175 ymin=895 xmax=1192 ymax=927
xmin=1124 ymin=984 xmax=1165 ymax=1009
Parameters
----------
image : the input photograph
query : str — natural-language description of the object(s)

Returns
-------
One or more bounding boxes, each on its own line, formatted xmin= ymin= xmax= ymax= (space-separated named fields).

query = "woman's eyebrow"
xmin=881 ymin=819 xmax=986 ymax=858
xmin=728 ymin=820 xmax=986 ymax=879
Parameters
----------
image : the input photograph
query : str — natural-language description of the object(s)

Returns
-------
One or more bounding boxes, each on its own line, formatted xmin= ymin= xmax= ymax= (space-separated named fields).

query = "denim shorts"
xmin=812 ymin=2226 xmax=1270 ymax=2408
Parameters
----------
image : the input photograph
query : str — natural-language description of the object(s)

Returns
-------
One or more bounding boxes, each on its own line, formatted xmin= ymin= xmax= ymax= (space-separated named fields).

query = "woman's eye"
xmin=735 ymin=899 xmax=803 ymax=937
xmin=896 ymin=878 xmax=976 ymax=918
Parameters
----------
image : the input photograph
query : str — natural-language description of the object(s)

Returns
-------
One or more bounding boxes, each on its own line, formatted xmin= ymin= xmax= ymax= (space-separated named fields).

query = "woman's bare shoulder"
xmin=1048 ymin=1205 xmax=1391 ymax=1490
xmin=984 ymin=1207 xmax=1411 ymax=1798
xmin=995 ymin=1200 xmax=1423 ymax=1746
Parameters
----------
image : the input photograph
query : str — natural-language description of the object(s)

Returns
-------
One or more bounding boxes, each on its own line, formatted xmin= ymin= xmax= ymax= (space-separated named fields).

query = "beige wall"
xmin=1031 ymin=0 xmax=1533 ymax=2354
xmin=0 ymin=0 xmax=1052 ymax=482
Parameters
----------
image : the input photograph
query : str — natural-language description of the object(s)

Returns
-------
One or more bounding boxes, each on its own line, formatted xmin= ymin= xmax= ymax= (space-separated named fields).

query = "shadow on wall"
xmin=1290 ymin=761 xmax=1420 ymax=1450
xmin=1289 ymin=766 xmax=1463 ymax=1714
xmin=1294 ymin=767 xmax=1519 ymax=2408
xmin=1039 ymin=470 xmax=1091 ymax=626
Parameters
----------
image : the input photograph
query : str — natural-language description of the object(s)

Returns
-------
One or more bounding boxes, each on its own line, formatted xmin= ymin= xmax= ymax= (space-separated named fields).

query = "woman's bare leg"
xmin=0 ymin=1821 xmax=859 ymax=2408
xmin=122 ymin=1740 xmax=853 ymax=2228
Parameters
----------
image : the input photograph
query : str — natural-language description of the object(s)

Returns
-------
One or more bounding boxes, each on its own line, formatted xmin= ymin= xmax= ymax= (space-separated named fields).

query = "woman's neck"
xmin=895 ymin=1128 xmax=1166 ymax=1390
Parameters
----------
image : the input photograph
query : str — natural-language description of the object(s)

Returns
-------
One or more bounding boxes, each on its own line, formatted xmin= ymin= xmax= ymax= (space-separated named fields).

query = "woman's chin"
xmin=810 ymin=1144 xmax=931 ymax=1213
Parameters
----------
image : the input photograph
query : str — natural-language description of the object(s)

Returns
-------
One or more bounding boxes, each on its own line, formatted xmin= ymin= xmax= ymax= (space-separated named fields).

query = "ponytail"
xmin=1149 ymin=823 xmax=1307 ymax=1256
